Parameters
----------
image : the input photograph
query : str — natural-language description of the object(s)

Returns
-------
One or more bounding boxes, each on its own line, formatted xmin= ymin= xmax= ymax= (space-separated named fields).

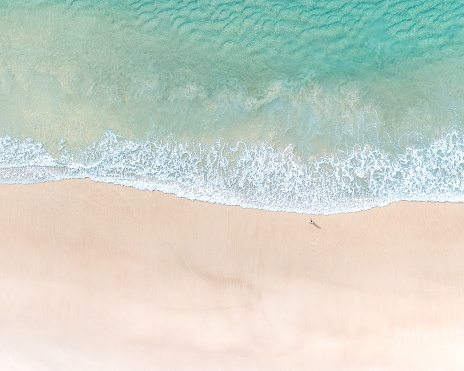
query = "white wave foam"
xmin=1 ymin=131 xmax=464 ymax=214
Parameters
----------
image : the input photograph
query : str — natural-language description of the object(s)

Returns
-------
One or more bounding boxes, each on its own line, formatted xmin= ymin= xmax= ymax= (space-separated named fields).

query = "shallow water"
xmin=1 ymin=0 xmax=464 ymax=214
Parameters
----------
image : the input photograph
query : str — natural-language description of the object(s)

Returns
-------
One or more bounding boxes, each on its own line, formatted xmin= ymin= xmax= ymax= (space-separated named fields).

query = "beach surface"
xmin=1 ymin=179 xmax=464 ymax=370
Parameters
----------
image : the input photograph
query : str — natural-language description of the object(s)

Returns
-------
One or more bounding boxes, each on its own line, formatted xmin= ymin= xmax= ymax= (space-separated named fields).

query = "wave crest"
xmin=1 ymin=131 xmax=464 ymax=214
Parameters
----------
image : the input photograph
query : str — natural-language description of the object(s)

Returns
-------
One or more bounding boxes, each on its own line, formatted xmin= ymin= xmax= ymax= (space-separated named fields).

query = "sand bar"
xmin=1 ymin=179 xmax=464 ymax=370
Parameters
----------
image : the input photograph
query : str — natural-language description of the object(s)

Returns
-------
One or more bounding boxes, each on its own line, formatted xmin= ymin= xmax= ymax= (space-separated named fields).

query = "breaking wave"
xmin=1 ymin=131 xmax=464 ymax=214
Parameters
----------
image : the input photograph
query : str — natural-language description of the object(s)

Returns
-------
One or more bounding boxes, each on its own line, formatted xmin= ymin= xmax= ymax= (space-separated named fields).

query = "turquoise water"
xmin=1 ymin=0 xmax=464 ymax=213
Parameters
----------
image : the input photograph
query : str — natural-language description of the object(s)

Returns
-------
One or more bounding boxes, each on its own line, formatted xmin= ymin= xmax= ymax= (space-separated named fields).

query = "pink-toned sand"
xmin=1 ymin=179 xmax=464 ymax=370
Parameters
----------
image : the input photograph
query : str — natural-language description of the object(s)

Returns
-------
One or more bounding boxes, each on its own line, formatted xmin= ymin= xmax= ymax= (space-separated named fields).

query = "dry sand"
xmin=1 ymin=179 xmax=464 ymax=370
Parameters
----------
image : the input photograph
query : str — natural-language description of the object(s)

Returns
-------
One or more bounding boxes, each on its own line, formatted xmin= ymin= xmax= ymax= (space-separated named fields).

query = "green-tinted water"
xmin=1 ymin=0 xmax=464 ymax=213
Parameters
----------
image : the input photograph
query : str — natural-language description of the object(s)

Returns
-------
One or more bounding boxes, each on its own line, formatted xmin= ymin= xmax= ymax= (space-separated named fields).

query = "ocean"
xmin=1 ymin=0 xmax=464 ymax=214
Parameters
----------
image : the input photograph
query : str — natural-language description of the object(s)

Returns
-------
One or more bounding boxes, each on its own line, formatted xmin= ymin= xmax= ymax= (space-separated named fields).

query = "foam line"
xmin=1 ymin=131 xmax=464 ymax=215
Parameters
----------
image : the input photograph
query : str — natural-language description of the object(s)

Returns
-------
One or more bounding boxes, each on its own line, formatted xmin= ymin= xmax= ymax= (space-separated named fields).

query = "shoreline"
xmin=1 ymin=179 xmax=464 ymax=370
xmin=3 ymin=128 xmax=464 ymax=216
xmin=5 ymin=177 xmax=464 ymax=217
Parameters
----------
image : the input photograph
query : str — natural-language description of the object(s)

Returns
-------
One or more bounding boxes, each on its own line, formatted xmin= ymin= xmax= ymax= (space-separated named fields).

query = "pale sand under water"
xmin=1 ymin=179 xmax=464 ymax=370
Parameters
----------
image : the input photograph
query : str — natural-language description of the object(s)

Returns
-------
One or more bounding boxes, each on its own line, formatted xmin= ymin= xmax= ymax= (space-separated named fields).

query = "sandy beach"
xmin=1 ymin=179 xmax=464 ymax=370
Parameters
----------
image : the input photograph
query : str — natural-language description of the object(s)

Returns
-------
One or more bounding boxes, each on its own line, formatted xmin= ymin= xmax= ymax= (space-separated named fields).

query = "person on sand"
xmin=308 ymin=218 xmax=314 ymax=224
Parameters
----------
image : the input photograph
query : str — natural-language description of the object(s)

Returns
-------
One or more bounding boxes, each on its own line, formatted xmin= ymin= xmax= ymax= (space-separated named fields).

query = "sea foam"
xmin=1 ymin=131 xmax=463 ymax=215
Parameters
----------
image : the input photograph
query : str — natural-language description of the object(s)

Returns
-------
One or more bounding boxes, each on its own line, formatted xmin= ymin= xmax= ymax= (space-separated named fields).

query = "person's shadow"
xmin=310 ymin=221 xmax=321 ymax=229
